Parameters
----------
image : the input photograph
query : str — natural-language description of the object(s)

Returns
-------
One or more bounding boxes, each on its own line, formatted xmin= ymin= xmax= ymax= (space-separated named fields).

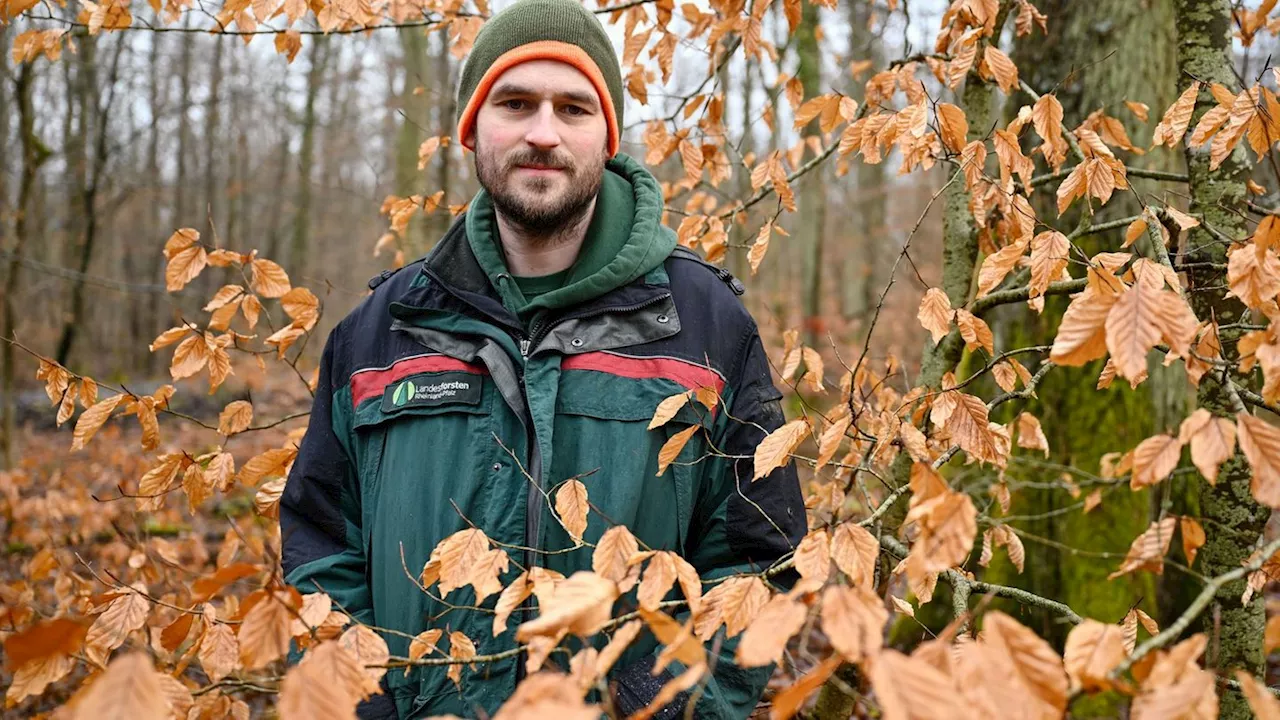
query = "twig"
xmin=1112 ymin=535 xmax=1280 ymax=677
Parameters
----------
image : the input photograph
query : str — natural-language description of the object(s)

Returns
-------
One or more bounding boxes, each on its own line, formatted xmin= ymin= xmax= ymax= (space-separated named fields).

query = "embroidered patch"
xmin=381 ymin=372 xmax=482 ymax=412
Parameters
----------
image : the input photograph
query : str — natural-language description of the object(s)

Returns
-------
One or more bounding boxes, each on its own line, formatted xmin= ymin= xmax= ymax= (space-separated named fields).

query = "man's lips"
xmin=515 ymin=165 xmax=565 ymax=173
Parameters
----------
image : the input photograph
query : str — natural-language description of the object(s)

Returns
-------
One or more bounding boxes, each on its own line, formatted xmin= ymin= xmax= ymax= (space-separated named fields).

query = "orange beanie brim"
xmin=456 ymin=41 xmax=620 ymax=158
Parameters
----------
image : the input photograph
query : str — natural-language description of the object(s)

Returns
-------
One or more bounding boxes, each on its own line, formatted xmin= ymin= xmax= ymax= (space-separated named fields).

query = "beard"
xmin=474 ymin=137 xmax=607 ymax=241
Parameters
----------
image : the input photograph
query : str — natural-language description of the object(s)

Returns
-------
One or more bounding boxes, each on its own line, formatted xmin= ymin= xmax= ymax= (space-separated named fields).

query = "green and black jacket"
xmin=280 ymin=153 xmax=807 ymax=718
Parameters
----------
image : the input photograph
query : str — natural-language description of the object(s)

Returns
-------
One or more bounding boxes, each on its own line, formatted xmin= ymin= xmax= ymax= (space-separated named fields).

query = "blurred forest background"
xmin=0 ymin=0 xmax=953 ymax=435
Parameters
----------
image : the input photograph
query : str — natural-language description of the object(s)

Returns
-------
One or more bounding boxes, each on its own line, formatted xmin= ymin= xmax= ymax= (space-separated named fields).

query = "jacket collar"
xmin=390 ymin=212 xmax=675 ymax=336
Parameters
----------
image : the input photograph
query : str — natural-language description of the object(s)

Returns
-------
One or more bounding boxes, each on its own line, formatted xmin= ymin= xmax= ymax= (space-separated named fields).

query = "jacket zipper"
xmin=409 ymin=288 xmax=672 ymax=687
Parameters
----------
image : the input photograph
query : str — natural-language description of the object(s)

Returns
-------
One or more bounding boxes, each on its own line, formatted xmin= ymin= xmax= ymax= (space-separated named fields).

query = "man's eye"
xmin=562 ymin=105 xmax=585 ymax=116
xmin=503 ymin=99 xmax=525 ymax=110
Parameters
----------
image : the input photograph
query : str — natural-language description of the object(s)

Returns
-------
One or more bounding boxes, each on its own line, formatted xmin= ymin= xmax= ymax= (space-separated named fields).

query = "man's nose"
xmin=524 ymin=102 xmax=561 ymax=148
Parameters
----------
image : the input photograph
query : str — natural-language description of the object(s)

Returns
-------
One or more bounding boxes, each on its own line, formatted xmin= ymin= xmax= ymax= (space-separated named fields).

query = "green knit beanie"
xmin=455 ymin=0 xmax=624 ymax=157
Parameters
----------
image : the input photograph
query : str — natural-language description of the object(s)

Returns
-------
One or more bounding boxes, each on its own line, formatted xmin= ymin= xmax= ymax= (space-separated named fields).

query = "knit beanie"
xmin=455 ymin=0 xmax=624 ymax=158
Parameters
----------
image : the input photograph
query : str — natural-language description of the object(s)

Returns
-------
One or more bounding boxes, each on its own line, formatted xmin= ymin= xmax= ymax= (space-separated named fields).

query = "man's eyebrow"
xmin=489 ymin=83 xmax=600 ymax=110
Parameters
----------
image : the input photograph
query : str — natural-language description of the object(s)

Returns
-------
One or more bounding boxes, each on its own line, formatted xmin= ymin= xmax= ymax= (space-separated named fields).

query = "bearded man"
xmin=280 ymin=0 xmax=806 ymax=716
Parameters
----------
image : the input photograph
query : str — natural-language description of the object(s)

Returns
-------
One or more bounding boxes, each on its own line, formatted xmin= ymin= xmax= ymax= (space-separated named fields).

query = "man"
xmin=279 ymin=0 xmax=806 ymax=716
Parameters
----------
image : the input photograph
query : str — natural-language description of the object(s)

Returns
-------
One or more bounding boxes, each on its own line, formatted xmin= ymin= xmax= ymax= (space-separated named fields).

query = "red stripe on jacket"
xmin=561 ymin=351 xmax=726 ymax=395
xmin=350 ymin=354 xmax=488 ymax=409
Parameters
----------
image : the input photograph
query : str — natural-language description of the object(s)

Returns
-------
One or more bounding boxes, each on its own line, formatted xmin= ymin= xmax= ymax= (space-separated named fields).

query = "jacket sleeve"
xmin=280 ymin=329 xmax=396 ymax=719
xmin=280 ymin=326 xmax=375 ymax=624
xmin=613 ymin=327 xmax=808 ymax=718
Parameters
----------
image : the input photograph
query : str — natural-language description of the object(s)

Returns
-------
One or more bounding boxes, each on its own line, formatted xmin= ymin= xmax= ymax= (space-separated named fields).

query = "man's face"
xmin=470 ymin=60 xmax=610 ymax=238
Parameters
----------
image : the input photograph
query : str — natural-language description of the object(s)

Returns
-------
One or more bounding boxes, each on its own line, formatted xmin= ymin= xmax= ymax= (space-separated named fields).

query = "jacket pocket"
xmin=553 ymin=383 xmax=715 ymax=558
xmin=349 ymin=372 xmax=501 ymax=706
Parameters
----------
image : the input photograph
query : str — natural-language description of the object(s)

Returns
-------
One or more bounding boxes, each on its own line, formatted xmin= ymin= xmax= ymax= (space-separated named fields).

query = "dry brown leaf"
xmin=870 ymin=649 xmax=968 ymax=720
xmin=694 ymin=576 xmax=769 ymax=641
xmin=1050 ymin=289 xmax=1117 ymax=367
xmin=84 ymin=590 xmax=150 ymax=666
xmin=769 ymin=655 xmax=843 ymax=720
xmin=277 ymin=641 xmax=370 ymax=720
xmin=1063 ymin=619 xmax=1126 ymax=692
xmin=753 ymin=419 xmax=808 ymax=480
xmin=977 ymin=612 xmax=1069 ymax=718
xmin=1178 ymin=408 xmax=1236 ymax=484
xmin=71 ymin=394 xmax=123 ymax=452
xmin=1130 ymin=635 xmax=1216 ymax=720
xmin=239 ymin=591 xmax=295 ymax=670
xmin=976 ymin=238 xmax=1029 ymax=298
xmin=592 ymin=526 xmax=641 ymax=595
xmin=815 ymin=413 xmax=851 ymax=471
xmin=554 ymin=479 xmax=589 ymax=543
xmin=339 ymin=624 xmax=390 ymax=685
xmin=1238 ymin=412 xmax=1280 ymax=508
xmin=199 ymin=622 xmax=240 ymax=682
xmin=955 ymin=309 xmax=994 ymax=355
xmin=516 ymin=571 xmax=619 ymax=641
xmin=1237 ymin=670 xmax=1280 ymax=719
xmin=656 ymin=424 xmax=699 ymax=477
xmin=937 ymin=102 xmax=969 ymax=153
xmin=830 ymin=521 xmax=879 ymax=589
xmin=1152 ymin=82 xmax=1200 ymax=148
xmin=801 ymin=347 xmax=825 ymax=393
xmin=1016 ymin=412 xmax=1050 ymax=457
xmin=491 ymin=572 xmax=532 ymax=639
xmin=1227 ymin=244 xmax=1280 ymax=310
xmin=166 ymin=244 xmax=208 ymax=292
xmin=1104 ymin=282 xmax=1165 ymax=382
xmin=6 ymin=653 xmax=75 ymax=707
xmin=648 ymin=391 xmax=690 ymax=430
xmin=904 ymin=463 xmax=978 ymax=575
xmin=218 ymin=400 xmax=254 ymax=436
xmin=446 ymin=631 xmax=476 ymax=687
xmin=793 ymin=529 xmax=832 ymax=593
xmin=917 ymin=288 xmax=954 ymax=344
xmin=1179 ymin=516 xmax=1206 ymax=567
xmin=280 ymin=287 xmax=319 ymax=331
xmin=409 ymin=628 xmax=444 ymax=663
xmin=1130 ymin=433 xmax=1183 ymax=489
xmin=821 ymin=584 xmax=887 ymax=663
xmin=250 ymin=258 xmax=291 ymax=298
xmin=1029 ymin=230 xmax=1071 ymax=299
xmin=735 ymin=593 xmax=807 ymax=668
xmin=73 ymin=652 xmax=167 ymax=720
xmin=1109 ymin=517 xmax=1178 ymax=579
xmin=945 ymin=392 xmax=1004 ymax=466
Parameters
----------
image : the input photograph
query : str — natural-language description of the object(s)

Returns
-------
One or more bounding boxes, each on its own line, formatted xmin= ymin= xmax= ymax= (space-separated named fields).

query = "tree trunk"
xmin=203 ymin=37 xmax=224 ymax=242
xmin=1173 ymin=2 xmax=1267 ymax=716
xmin=394 ymin=27 xmax=430 ymax=256
xmin=54 ymin=31 xmax=98 ymax=367
xmin=433 ymin=30 xmax=456 ymax=244
xmin=841 ymin=0 xmax=886 ymax=327
xmin=266 ymin=78 xmax=292 ymax=262
xmin=794 ymin=1 xmax=826 ymax=350
xmin=2 ymin=63 xmax=52 ymax=469
xmin=0 ymin=23 xmax=11 ymax=242
xmin=976 ymin=7 xmax=1182 ymax=698
xmin=155 ymin=20 xmax=194 ymax=348
xmin=134 ymin=31 xmax=164 ymax=372
xmin=224 ymin=50 xmax=241 ymax=248
xmin=290 ymin=36 xmax=330 ymax=279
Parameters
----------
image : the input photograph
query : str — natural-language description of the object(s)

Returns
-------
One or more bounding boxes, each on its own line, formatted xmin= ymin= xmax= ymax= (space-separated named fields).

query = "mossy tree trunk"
xmin=1173 ymin=2 xmax=1268 ymax=716
xmin=981 ymin=4 xmax=1181 ymax=681
xmin=794 ymin=0 xmax=827 ymax=350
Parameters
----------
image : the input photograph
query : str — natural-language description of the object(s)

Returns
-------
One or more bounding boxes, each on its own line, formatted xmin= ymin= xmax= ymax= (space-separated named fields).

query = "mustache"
xmin=509 ymin=153 xmax=573 ymax=172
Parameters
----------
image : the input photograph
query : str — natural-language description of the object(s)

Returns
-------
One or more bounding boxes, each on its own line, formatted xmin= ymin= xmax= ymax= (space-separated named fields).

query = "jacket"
xmin=280 ymin=152 xmax=807 ymax=718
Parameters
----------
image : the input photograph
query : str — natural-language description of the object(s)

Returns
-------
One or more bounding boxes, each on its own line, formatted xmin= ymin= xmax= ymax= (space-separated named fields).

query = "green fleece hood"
xmin=465 ymin=151 xmax=677 ymax=321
